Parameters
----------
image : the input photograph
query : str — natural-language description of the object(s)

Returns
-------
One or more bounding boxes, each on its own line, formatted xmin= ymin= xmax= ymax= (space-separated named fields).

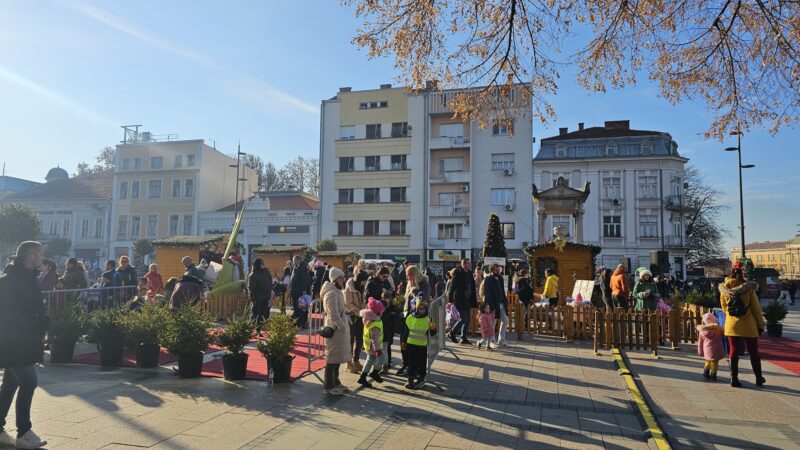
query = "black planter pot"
xmin=267 ymin=356 xmax=294 ymax=383
xmin=136 ymin=343 xmax=161 ymax=368
xmin=766 ymin=322 xmax=783 ymax=338
xmin=99 ymin=333 xmax=124 ymax=369
xmin=222 ymin=353 xmax=249 ymax=381
xmin=49 ymin=338 xmax=76 ymax=363
xmin=177 ymin=353 xmax=204 ymax=378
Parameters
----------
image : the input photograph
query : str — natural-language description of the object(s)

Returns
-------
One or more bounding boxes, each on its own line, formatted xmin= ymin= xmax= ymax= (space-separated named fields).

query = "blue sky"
xmin=1 ymin=0 xmax=798 ymax=252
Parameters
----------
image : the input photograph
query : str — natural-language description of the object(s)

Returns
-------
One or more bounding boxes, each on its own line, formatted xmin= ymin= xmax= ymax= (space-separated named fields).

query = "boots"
xmin=730 ymin=357 xmax=742 ymax=388
xmin=357 ymin=373 xmax=372 ymax=388
xmin=369 ymin=370 xmax=384 ymax=383
xmin=703 ymin=368 xmax=710 ymax=380
xmin=752 ymin=357 xmax=766 ymax=386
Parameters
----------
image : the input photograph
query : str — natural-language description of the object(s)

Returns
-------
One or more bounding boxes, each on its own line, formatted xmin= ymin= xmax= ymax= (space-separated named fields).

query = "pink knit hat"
xmin=367 ymin=297 xmax=384 ymax=316
xmin=702 ymin=312 xmax=717 ymax=325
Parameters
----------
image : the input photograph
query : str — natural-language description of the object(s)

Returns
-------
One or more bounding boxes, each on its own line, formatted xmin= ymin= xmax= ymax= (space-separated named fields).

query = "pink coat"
xmin=478 ymin=311 xmax=495 ymax=339
xmin=697 ymin=324 xmax=725 ymax=361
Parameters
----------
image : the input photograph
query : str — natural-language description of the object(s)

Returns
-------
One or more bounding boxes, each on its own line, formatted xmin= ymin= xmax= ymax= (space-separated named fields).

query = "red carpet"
xmin=200 ymin=341 xmax=326 ymax=381
xmin=760 ymin=336 xmax=800 ymax=376
xmin=71 ymin=345 xmax=223 ymax=368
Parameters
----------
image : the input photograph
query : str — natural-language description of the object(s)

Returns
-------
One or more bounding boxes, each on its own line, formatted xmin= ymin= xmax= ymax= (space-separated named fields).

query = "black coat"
xmin=364 ymin=276 xmax=391 ymax=302
xmin=117 ymin=266 xmax=138 ymax=287
xmin=516 ymin=277 xmax=533 ymax=304
xmin=248 ymin=268 xmax=273 ymax=303
xmin=0 ymin=262 xmax=48 ymax=368
xmin=447 ymin=267 xmax=477 ymax=310
xmin=290 ymin=266 xmax=311 ymax=298
xmin=484 ymin=275 xmax=508 ymax=312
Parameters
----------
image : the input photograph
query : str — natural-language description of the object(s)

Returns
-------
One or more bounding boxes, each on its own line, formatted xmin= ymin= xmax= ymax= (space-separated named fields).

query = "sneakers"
xmin=448 ymin=333 xmax=459 ymax=344
xmin=496 ymin=340 xmax=508 ymax=348
xmin=413 ymin=378 xmax=426 ymax=389
xmin=404 ymin=381 xmax=415 ymax=389
xmin=0 ymin=431 xmax=15 ymax=446
xmin=370 ymin=370 xmax=384 ymax=383
xmin=15 ymin=430 xmax=47 ymax=449
xmin=476 ymin=341 xmax=483 ymax=350
xmin=325 ymin=385 xmax=345 ymax=396
xmin=396 ymin=366 xmax=407 ymax=377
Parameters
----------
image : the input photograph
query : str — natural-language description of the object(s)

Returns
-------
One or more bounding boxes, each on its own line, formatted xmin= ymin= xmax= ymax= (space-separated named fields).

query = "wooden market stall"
xmin=315 ymin=251 xmax=360 ymax=272
xmin=152 ymin=235 xmax=226 ymax=281
xmin=524 ymin=241 xmax=601 ymax=305
xmin=250 ymin=246 xmax=310 ymax=279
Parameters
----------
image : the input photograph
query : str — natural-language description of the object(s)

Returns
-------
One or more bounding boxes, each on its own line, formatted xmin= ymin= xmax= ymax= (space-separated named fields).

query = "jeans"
xmin=496 ymin=304 xmax=509 ymax=343
xmin=361 ymin=344 xmax=387 ymax=376
xmin=323 ymin=363 xmax=341 ymax=390
xmin=451 ymin=306 xmax=471 ymax=339
xmin=349 ymin=319 xmax=364 ymax=362
xmin=0 ymin=365 xmax=38 ymax=436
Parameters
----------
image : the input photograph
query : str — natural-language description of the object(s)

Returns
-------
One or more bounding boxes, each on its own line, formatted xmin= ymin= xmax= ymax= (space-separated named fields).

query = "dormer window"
xmin=606 ymin=144 xmax=617 ymax=156
xmin=641 ymin=143 xmax=653 ymax=155
xmin=556 ymin=144 xmax=567 ymax=157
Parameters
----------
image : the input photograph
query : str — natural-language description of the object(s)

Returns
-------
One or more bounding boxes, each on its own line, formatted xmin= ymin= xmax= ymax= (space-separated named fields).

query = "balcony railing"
xmin=429 ymin=205 xmax=470 ymax=217
xmin=429 ymin=136 xmax=471 ymax=149
xmin=665 ymin=235 xmax=685 ymax=248
xmin=665 ymin=194 xmax=684 ymax=210
xmin=430 ymin=170 xmax=471 ymax=184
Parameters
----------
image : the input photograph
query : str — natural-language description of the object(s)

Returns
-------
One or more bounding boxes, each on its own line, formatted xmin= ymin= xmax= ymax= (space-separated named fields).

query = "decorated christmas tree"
xmin=482 ymin=213 xmax=508 ymax=259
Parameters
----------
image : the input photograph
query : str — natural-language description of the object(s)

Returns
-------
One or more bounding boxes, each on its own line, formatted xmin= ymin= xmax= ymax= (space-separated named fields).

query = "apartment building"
xmin=319 ymin=84 xmax=534 ymax=269
xmin=110 ymin=137 xmax=258 ymax=260
xmin=533 ymin=120 xmax=689 ymax=277
xmin=732 ymin=235 xmax=800 ymax=279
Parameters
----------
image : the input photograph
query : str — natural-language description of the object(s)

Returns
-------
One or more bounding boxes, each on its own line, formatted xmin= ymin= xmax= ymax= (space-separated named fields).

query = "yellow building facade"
xmin=732 ymin=234 xmax=800 ymax=279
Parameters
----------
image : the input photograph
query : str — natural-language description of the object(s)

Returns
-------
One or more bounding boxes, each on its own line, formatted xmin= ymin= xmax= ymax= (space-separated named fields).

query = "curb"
xmin=612 ymin=348 xmax=671 ymax=450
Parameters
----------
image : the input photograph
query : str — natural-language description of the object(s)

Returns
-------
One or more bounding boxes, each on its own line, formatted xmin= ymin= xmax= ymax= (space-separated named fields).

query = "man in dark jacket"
xmin=116 ymin=256 xmax=137 ymax=302
xmin=0 ymin=241 xmax=48 ymax=449
xmin=289 ymin=255 xmax=311 ymax=328
xmin=484 ymin=264 xmax=509 ymax=346
xmin=446 ymin=258 xmax=477 ymax=345
xmin=248 ymin=258 xmax=273 ymax=331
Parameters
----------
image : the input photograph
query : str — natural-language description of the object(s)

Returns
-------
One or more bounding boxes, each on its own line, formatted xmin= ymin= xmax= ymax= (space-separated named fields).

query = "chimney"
xmin=559 ymin=127 xmax=568 ymax=136
xmin=339 ymin=87 xmax=351 ymax=93
xmin=380 ymin=83 xmax=392 ymax=89
xmin=604 ymin=120 xmax=630 ymax=130
xmin=578 ymin=122 xmax=584 ymax=131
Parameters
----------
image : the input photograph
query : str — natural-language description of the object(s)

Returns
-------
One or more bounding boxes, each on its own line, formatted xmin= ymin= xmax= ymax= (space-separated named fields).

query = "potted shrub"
xmin=87 ymin=307 xmax=125 ymax=369
xmin=161 ymin=305 xmax=215 ymax=378
xmin=257 ymin=314 xmax=299 ymax=383
xmin=119 ymin=303 xmax=166 ymax=368
xmin=48 ymin=307 xmax=84 ymax=363
xmin=763 ymin=300 xmax=789 ymax=337
xmin=217 ymin=314 xmax=255 ymax=380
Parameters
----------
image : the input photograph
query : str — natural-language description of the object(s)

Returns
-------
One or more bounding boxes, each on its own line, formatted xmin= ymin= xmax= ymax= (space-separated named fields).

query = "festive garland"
xmin=524 ymin=241 xmax=603 ymax=277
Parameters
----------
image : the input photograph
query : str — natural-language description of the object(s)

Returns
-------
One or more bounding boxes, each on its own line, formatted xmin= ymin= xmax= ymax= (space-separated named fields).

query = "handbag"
xmin=320 ymin=326 xmax=335 ymax=338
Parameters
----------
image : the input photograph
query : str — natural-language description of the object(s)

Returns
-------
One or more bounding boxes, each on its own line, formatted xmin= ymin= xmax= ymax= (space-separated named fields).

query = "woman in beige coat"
xmin=321 ymin=267 xmax=352 ymax=395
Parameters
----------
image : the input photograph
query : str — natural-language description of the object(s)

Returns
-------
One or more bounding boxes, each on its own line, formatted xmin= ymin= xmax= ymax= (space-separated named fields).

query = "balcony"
xmin=429 ymin=205 xmax=470 ymax=217
xmin=665 ymin=235 xmax=686 ymax=248
xmin=665 ymin=195 xmax=684 ymax=210
xmin=430 ymin=136 xmax=471 ymax=149
xmin=430 ymin=170 xmax=471 ymax=184
xmin=427 ymin=238 xmax=471 ymax=249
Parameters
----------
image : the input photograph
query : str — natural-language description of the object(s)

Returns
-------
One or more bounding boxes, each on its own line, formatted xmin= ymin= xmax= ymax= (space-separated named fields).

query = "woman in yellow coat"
xmin=719 ymin=265 xmax=765 ymax=388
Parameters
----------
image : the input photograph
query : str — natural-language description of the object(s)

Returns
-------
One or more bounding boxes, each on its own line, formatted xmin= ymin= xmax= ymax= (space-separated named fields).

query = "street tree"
xmin=44 ymin=238 xmax=72 ymax=258
xmin=0 ymin=203 xmax=41 ymax=257
xmin=133 ymin=238 xmax=155 ymax=270
xmin=75 ymin=147 xmax=115 ymax=176
xmin=683 ymin=165 xmax=728 ymax=266
xmin=348 ymin=0 xmax=800 ymax=139
xmin=316 ymin=239 xmax=338 ymax=251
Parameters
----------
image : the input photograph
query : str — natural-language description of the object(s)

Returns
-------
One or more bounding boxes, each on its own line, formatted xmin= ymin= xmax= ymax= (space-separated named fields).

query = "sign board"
xmin=570 ymin=279 xmax=595 ymax=301
xmin=267 ymin=225 xmax=309 ymax=234
xmin=483 ymin=257 xmax=506 ymax=267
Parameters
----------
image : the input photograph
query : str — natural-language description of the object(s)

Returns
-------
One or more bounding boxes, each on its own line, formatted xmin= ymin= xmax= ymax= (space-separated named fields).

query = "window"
xmin=339 ymin=157 xmax=354 ymax=172
xmin=391 ymin=122 xmax=408 ymax=138
xmin=439 ymin=123 xmax=464 ymax=138
xmin=49 ymin=221 xmax=58 ymax=236
xmin=174 ymin=155 xmax=182 ymax=168
xmin=641 ymin=143 xmax=653 ymax=155
xmin=133 ymin=158 xmax=142 ymax=170
xmin=182 ymin=214 xmax=193 ymax=235
xmin=671 ymin=176 xmax=682 ymax=196
xmin=364 ymin=188 xmax=380 ymax=203
xmin=117 ymin=215 xmax=128 ymax=240
xmin=185 ymin=179 xmax=194 ymax=197
xmin=603 ymin=216 xmax=622 ymax=238
xmin=365 ymin=156 xmax=381 ymax=171
xmin=122 ymin=158 xmax=130 ymax=170
xmin=95 ymin=218 xmax=104 ymax=238
xmin=552 ymin=216 xmax=571 ymax=236
xmin=148 ymin=180 xmax=162 ymax=198
xmin=172 ymin=179 xmax=181 ymax=198
xmin=439 ymin=157 xmax=464 ymax=173
xmin=606 ymin=144 xmax=617 ymax=156
xmin=147 ymin=214 xmax=158 ymax=239
xmin=391 ymin=155 xmax=407 ymax=170
xmin=338 ymin=221 xmax=353 ymax=236
xmin=168 ymin=214 xmax=179 ymax=236
xmin=359 ymin=101 xmax=387 ymax=109
xmin=119 ymin=181 xmax=128 ymax=199
xmin=639 ymin=214 xmax=658 ymax=238
xmin=390 ymin=187 xmax=406 ymax=202
xmin=490 ymin=188 xmax=515 ymax=206
xmin=187 ymin=154 xmax=195 ymax=167
xmin=438 ymin=224 xmax=463 ymax=239
xmin=556 ymin=144 xmax=567 ymax=157
xmin=602 ymin=177 xmax=621 ymax=199
xmin=340 ymin=125 xmax=355 ymax=140
xmin=638 ymin=176 xmax=658 ymax=199
xmin=364 ymin=220 xmax=380 ymax=235
xmin=672 ymin=221 xmax=681 ymax=238
xmin=130 ymin=216 xmax=141 ymax=239
xmin=81 ymin=219 xmax=89 ymax=238
xmin=150 ymin=157 xmax=163 ymax=169
xmin=501 ymin=223 xmax=516 ymax=240
xmin=492 ymin=119 xmax=513 ymax=136
xmin=131 ymin=181 xmax=140 ymax=199
xmin=366 ymin=124 xmax=382 ymax=139
xmin=338 ymin=189 xmax=354 ymax=204
xmin=62 ymin=219 xmax=70 ymax=238
xmin=551 ymin=173 xmax=571 ymax=187
xmin=390 ymin=220 xmax=406 ymax=235
xmin=491 ymin=153 xmax=515 ymax=171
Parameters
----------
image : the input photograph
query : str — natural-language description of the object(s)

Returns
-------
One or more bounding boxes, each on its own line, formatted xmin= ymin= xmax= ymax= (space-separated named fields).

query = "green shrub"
xmin=48 ymin=307 xmax=85 ymax=342
xmin=257 ymin=314 xmax=298 ymax=362
xmin=87 ymin=307 xmax=125 ymax=343
xmin=684 ymin=290 xmax=716 ymax=308
xmin=763 ymin=300 xmax=789 ymax=324
xmin=119 ymin=303 xmax=167 ymax=347
xmin=161 ymin=305 xmax=215 ymax=355
xmin=218 ymin=314 xmax=255 ymax=356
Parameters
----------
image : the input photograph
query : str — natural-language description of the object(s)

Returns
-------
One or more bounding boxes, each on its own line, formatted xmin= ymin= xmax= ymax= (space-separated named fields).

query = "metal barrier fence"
xmin=297 ymin=298 xmax=326 ymax=380
xmin=42 ymin=286 xmax=134 ymax=313
xmin=427 ymin=295 xmax=458 ymax=391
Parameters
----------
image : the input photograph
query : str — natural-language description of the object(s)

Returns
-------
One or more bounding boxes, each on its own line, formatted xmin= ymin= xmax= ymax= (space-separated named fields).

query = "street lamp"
xmin=725 ymin=129 xmax=755 ymax=259
xmin=229 ymin=145 xmax=247 ymax=223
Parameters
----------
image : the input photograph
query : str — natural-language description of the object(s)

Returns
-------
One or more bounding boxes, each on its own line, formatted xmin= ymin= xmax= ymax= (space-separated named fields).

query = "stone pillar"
xmin=573 ymin=209 xmax=584 ymax=244
xmin=537 ymin=209 xmax=547 ymax=244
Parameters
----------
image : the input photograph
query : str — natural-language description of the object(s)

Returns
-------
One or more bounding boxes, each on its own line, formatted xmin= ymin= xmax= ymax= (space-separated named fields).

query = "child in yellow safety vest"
xmin=401 ymin=299 xmax=438 ymax=390
xmin=357 ymin=297 xmax=386 ymax=388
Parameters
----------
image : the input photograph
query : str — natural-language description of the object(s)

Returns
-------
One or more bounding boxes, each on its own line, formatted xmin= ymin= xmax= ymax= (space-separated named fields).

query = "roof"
xmin=45 ymin=167 xmax=69 ymax=181
xmin=741 ymin=241 xmax=790 ymax=251
xmin=217 ymin=191 xmax=320 ymax=212
xmin=5 ymin=172 xmax=112 ymax=200
xmin=541 ymin=126 xmax=663 ymax=142
xmin=251 ymin=245 xmax=309 ymax=254
xmin=152 ymin=235 xmax=225 ymax=246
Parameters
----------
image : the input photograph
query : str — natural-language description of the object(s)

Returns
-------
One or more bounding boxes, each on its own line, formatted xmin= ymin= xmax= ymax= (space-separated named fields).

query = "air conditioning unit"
xmin=504 ymin=204 xmax=514 ymax=211
xmin=612 ymin=198 xmax=620 ymax=206
xmin=460 ymin=185 xmax=470 ymax=192
xmin=465 ymin=219 xmax=470 ymax=226
xmin=503 ymin=168 xmax=515 ymax=176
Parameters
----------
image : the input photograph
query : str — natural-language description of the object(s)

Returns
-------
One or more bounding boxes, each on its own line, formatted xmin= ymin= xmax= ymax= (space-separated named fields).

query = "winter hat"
xmin=328 ymin=266 xmax=345 ymax=282
xmin=368 ymin=297 xmax=384 ymax=316
xmin=702 ymin=312 xmax=718 ymax=325
xmin=315 ymin=260 xmax=324 ymax=267
xmin=639 ymin=269 xmax=653 ymax=279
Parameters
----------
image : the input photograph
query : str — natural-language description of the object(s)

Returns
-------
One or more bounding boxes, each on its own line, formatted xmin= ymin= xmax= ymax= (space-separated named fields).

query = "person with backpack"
xmin=719 ymin=264 xmax=765 ymax=388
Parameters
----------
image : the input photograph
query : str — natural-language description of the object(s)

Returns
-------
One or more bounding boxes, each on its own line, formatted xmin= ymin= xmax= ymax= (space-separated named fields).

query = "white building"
xmin=533 ymin=120 xmax=689 ymax=277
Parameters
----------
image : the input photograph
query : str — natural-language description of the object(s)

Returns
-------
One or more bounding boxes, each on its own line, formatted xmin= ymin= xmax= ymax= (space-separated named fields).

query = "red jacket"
xmin=610 ymin=267 xmax=630 ymax=298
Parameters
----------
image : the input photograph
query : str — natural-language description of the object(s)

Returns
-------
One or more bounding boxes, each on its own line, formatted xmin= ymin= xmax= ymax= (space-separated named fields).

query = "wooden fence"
xmin=202 ymin=292 xmax=250 ymax=320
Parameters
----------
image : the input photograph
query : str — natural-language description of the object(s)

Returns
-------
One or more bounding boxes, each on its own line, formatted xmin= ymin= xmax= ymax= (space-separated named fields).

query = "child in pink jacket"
xmin=477 ymin=302 xmax=495 ymax=350
xmin=697 ymin=312 xmax=725 ymax=381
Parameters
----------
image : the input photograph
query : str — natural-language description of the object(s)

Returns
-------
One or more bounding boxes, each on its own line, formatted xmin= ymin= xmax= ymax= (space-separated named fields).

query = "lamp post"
xmin=228 ymin=144 xmax=247 ymax=223
xmin=725 ymin=130 xmax=755 ymax=259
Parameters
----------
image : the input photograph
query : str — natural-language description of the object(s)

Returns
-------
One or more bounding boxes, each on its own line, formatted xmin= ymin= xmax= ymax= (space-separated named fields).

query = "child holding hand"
xmin=477 ymin=302 xmax=495 ymax=350
xmin=697 ymin=312 xmax=725 ymax=381
xmin=358 ymin=297 xmax=386 ymax=388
